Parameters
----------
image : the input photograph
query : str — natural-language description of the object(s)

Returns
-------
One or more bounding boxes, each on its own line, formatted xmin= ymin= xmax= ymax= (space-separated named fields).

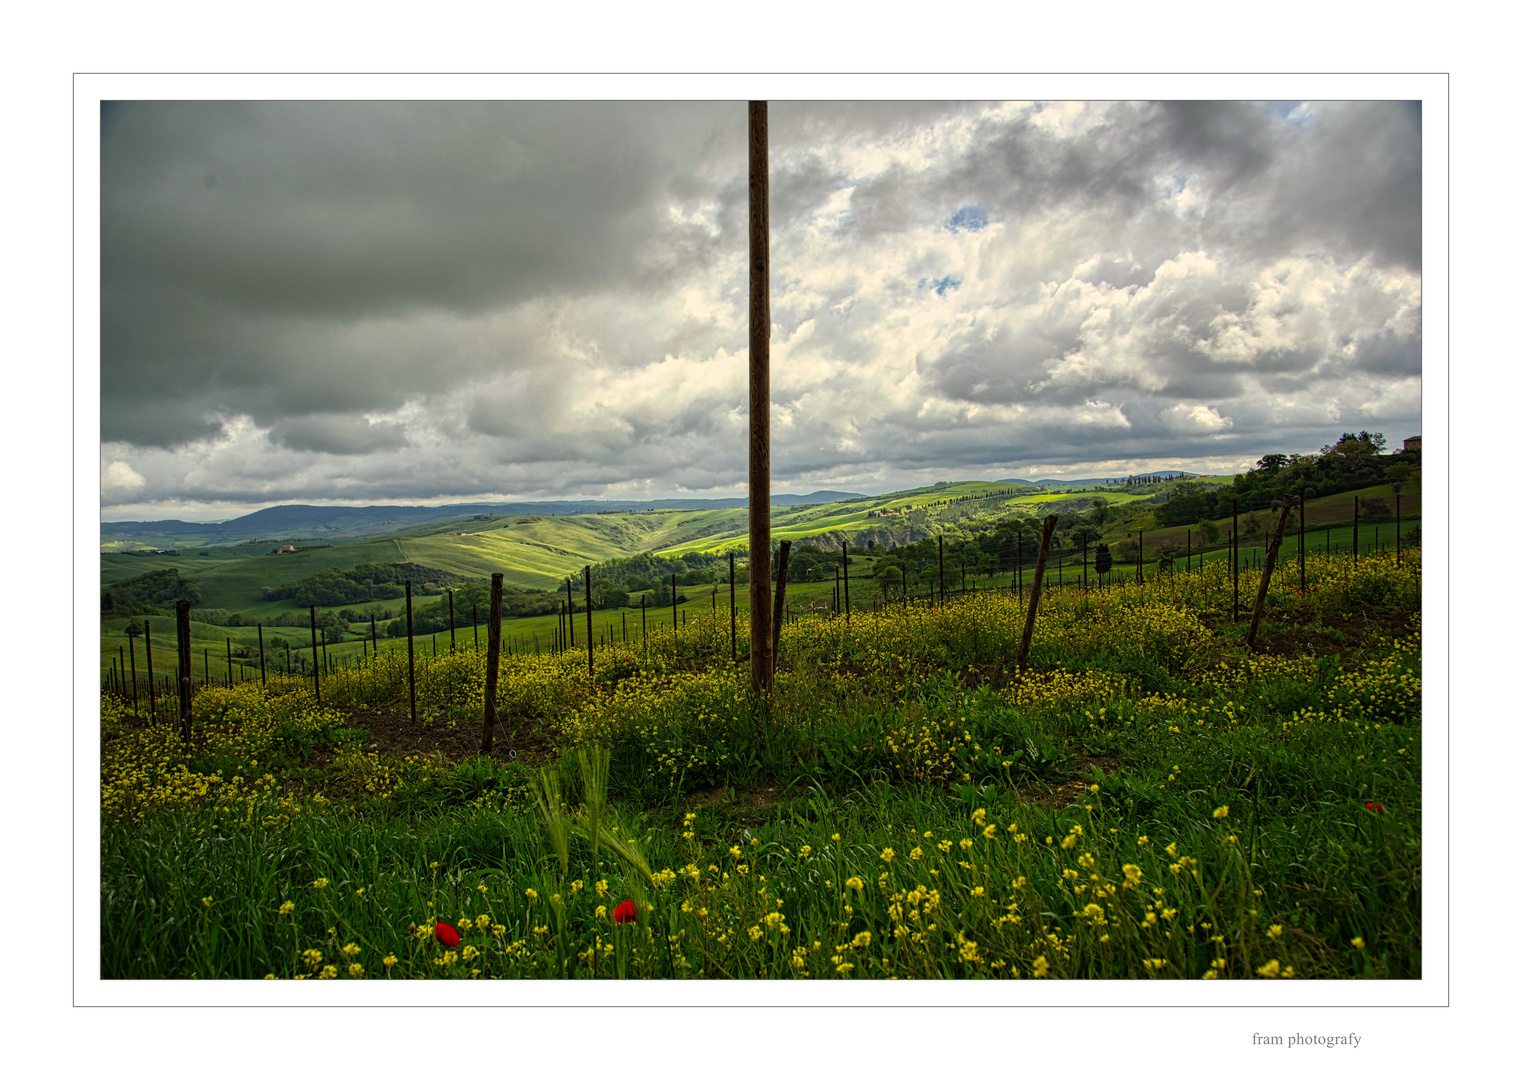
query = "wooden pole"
xmin=585 ymin=565 xmax=595 ymax=678
xmin=257 ymin=624 xmax=266 ymax=685
xmin=473 ymin=603 xmax=479 ymax=652
xmin=176 ymin=600 xmax=193 ymax=741
xmin=842 ymin=539 xmax=850 ymax=625
xmin=405 ymin=580 xmax=417 ymax=723
xmin=748 ymin=100 xmax=773 ymax=693
xmin=1395 ymin=489 xmax=1402 ymax=567
xmin=1353 ymin=496 xmax=1360 ymax=566
xmin=1016 ymin=515 xmax=1059 ymax=672
xmin=672 ymin=573 xmax=679 ymax=644
xmin=771 ymin=541 xmax=791 ymax=681
xmin=308 ymin=606 xmax=322 ymax=705
xmin=1136 ymin=530 xmax=1144 ymax=585
xmin=144 ymin=619 xmax=155 ymax=722
xmin=1247 ymin=500 xmax=1295 ymax=648
xmin=1299 ymin=491 xmax=1308 ymax=592
xmin=225 ymin=637 xmax=232 ymax=687
xmin=729 ymin=551 xmax=737 ymax=665
xmin=448 ymin=589 xmax=456 ymax=654
xmin=482 ymin=572 xmax=503 ymax=753
xmin=567 ymin=578 xmax=576 ymax=647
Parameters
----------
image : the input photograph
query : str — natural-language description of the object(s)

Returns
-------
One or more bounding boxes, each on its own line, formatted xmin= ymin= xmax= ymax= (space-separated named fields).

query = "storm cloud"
xmin=99 ymin=99 xmax=1421 ymax=519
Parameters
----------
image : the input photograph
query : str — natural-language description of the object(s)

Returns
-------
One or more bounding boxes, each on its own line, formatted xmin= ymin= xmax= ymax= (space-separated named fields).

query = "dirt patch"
xmin=1248 ymin=610 xmax=1417 ymax=659
xmin=338 ymin=707 xmax=555 ymax=766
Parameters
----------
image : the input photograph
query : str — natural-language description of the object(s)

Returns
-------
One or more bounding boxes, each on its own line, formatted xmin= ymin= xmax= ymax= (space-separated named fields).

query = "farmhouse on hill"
xmin=1403 ymin=435 xmax=1421 ymax=451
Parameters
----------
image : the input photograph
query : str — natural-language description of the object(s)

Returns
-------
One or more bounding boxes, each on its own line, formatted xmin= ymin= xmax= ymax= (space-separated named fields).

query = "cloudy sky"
xmin=99 ymin=98 xmax=1421 ymax=521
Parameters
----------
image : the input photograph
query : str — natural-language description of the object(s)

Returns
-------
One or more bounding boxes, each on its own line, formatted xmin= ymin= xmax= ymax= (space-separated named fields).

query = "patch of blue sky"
xmin=946 ymin=204 xmax=987 ymax=232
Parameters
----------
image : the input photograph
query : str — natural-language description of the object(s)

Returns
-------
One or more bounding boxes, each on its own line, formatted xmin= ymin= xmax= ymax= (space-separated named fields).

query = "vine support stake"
xmin=1016 ymin=515 xmax=1059 ymax=673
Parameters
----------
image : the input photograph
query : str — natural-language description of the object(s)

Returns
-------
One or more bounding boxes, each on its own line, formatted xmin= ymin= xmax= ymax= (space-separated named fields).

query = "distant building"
xmin=1403 ymin=435 xmax=1421 ymax=452
xmin=275 ymin=545 xmax=296 ymax=554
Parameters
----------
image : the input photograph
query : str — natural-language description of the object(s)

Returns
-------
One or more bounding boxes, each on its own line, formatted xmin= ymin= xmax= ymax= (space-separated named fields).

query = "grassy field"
xmin=99 ymin=543 xmax=1420 ymax=980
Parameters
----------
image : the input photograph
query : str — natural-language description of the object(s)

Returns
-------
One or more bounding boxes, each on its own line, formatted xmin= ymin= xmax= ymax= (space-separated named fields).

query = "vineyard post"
xmin=285 ymin=641 xmax=291 ymax=676
xmin=370 ymin=614 xmax=378 ymax=660
xmin=482 ymin=572 xmax=503 ymax=754
xmin=1016 ymin=515 xmax=1059 ymax=672
xmin=729 ymin=551 xmax=737 ymax=664
xmin=448 ymin=590 xmax=456 ymax=654
xmin=1083 ymin=535 xmax=1089 ymax=591
xmin=258 ymin=624 xmax=266 ymax=685
xmin=176 ymin=600 xmax=192 ymax=742
xmin=1232 ymin=499 xmax=1240 ymax=622
xmin=473 ymin=603 xmax=479 ymax=652
xmin=585 ymin=565 xmax=595 ymax=679
xmin=144 ymin=620 xmax=155 ymax=722
xmin=671 ymin=573 xmax=678 ymax=646
xmin=1016 ymin=528 xmax=1024 ymax=598
xmin=1395 ymin=488 xmax=1402 ymax=567
xmin=747 ymin=99 xmax=773 ymax=694
xmin=902 ymin=567 xmax=908 ymax=611
xmin=118 ymin=644 xmax=126 ymax=702
xmin=127 ymin=629 xmax=139 ymax=714
xmin=567 ymin=578 xmax=576 ymax=647
xmin=1186 ymin=530 xmax=1191 ymax=574
xmin=1247 ymin=500 xmax=1295 ymax=648
xmin=771 ymin=540 xmax=791 ymax=682
xmin=641 ymin=595 xmax=647 ymax=645
xmin=1353 ymin=497 xmax=1360 ymax=566
xmin=842 ymin=539 xmax=850 ymax=625
xmin=405 ymin=580 xmax=417 ymax=723
xmin=309 ymin=607 xmax=322 ymax=705
xmin=225 ymin=638 xmax=232 ymax=687
xmin=203 ymin=648 xmax=209 ymax=688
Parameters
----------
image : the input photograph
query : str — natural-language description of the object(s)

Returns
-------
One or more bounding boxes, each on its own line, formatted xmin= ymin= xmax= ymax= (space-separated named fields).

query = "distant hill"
xmin=101 ymin=492 xmax=869 ymax=546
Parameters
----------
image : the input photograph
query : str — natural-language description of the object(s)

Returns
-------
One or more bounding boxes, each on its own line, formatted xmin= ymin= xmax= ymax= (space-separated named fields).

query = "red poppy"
xmin=434 ymin=921 xmax=460 ymax=948
xmin=613 ymin=900 xmax=637 ymax=924
xmin=1365 ymin=802 xmax=1385 ymax=813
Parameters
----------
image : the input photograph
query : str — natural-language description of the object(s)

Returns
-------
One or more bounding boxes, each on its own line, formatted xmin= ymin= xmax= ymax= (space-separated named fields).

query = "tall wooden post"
xmin=1247 ymin=500 xmax=1295 ymax=648
xmin=405 ymin=580 xmax=417 ymax=723
xmin=585 ymin=565 xmax=595 ymax=678
xmin=482 ymin=572 xmax=503 ymax=753
xmin=1353 ymin=496 xmax=1360 ymax=566
xmin=143 ymin=619 xmax=155 ymax=722
xmin=1136 ymin=530 xmax=1144 ymax=585
xmin=448 ymin=589 xmax=456 ymax=653
xmin=1082 ymin=536 xmax=1089 ymax=591
xmin=1395 ymin=488 xmax=1402 ymax=567
xmin=729 ymin=551 xmax=737 ymax=664
xmin=771 ymin=541 xmax=791 ymax=680
xmin=257 ymin=624 xmax=266 ymax=685
xmin=748 ymin=99 xmax=773 ymax=692
xmin=842 ymin=539 xmax=850 ymax=625
xmin=1016 ymin=515 xmax=1059 ymax=672
xmin=225 ymin=637 xmax=232 ymax=687
xmin=175 ymin=600 xmax=192 ymax=741
xmin=671 ymin=573 xmax=679 ymax=644
xmin=567 ymin=578 xmax=576 ymax=646
xmin=309 ymin=606 xmax=322 ymax=705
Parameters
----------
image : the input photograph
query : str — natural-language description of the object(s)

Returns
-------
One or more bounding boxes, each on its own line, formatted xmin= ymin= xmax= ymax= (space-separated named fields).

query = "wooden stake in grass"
xmin=585 ymin=565 xmax=595 ymax=678
xmin=448 ymin=589 xmax=456 ymax=654
xmin=1353 ymin=496 xmax=1360 ymax=566
xmin=225 ymin=637 xmax=232 ymax=687
xmin=176 ymin=600 xmax=193 ymax=741
xmin=144 ymin=619 xmax=156 ymax=721
xmin=1299 ymin=490 xmax=1308 ymax=593
xmin=729 ymin=551 xmax=737 ymax=665
xmin=482 ymin=572 xmax=503 ymax=754
xmin=771 ymin=540 xmax=791 ymax=680
xmin=405 ymin=580 xmax=417 ymax=723
xmin=567 ymin=578 xmax=576 ymax=647
xmin=1247 ymin=500 xmax=1296 ymax=649
xmin=1016 ymin=515 xmax=1059 ymax=673
xmin=842 ymin=539 xmax=851 ymax=625
xmin=257 ymin=624 xmax=266 ymax=685
xmin=370 ymin=614 xmax=378 ymax=661
xmin=309 ymin=606 xmax=322 ymax=705
xmin=1136 ymin=530 xmax=1144 ymax=585
xmin=748 ymin=100 xmax=773 ymax=693
xmin=672 ymin=573 xmax=679 ymax=646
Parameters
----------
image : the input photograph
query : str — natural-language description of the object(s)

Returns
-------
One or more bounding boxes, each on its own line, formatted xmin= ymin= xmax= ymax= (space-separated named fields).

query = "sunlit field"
xmin=100 ymin=548 xmax=1420 ymax=980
